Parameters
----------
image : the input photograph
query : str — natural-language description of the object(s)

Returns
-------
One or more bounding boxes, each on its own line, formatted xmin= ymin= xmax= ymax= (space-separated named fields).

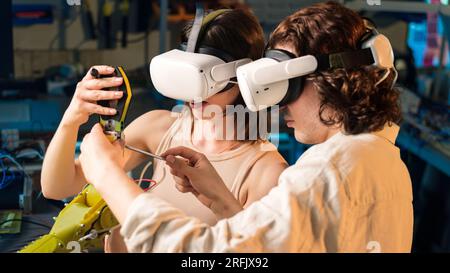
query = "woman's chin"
xmin=190 ymin=102 xmax=225 ymax=120
xmin=191 ymin=108 xmax=215 ymax=120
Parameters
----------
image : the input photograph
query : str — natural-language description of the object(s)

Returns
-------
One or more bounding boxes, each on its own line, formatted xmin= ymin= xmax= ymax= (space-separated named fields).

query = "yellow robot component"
xmin=20 ymin=66 xmax=132 ymax=253
xmin=20 ymin=185 xmax=118 ymax=253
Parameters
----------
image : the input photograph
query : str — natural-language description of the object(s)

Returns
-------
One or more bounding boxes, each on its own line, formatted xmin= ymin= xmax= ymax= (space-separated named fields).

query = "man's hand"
xmin=79 ymin=123 xmax=125 ymax=187
xmin=161 ymin=146 xmax=243 ymax=219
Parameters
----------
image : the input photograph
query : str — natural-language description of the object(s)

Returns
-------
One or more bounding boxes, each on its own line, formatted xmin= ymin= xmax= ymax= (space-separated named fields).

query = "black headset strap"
xmin=264 ymin=49 xmax=297 ymax=62
xmin=186 ymin=4 xmax=205 ymax=53
xmin=265 ymin=48 xmax=375 ymax=71
xmin=316 ymin=48 xmax=375 ymax=70
xmin=198 ymin=46 xmax=235 ymax=62
xmin=265 ymin=17 xmax=378 ymax=71
xmin=179 ymin=43 xmax=235 ymax=62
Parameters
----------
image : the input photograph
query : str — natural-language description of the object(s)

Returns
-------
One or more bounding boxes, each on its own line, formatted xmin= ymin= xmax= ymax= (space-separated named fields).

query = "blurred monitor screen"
xmin=407 ymin=1 xmax=450 ymax=68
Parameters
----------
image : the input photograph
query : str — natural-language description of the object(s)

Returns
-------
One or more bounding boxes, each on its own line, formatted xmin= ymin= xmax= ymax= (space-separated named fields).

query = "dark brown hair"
xmin=181 ymin=8 xmax=264 ymax=61
xmin=182 ymin=9 xmax=270 ymax=141
xmin=267 ymin=1 xmax=401 ymax=135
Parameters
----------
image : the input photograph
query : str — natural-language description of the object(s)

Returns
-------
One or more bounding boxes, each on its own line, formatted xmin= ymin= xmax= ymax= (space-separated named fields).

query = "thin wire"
xmin=0 ymin=157 xmax=7 ymax=189
xmin=138 ymin=160 xmax=153 ymax=187
xmin=0 ymin=155 xmax=24 ymax=171
xmin=134 ymin=179 xmax=156 ymax=191
xmin=16 ymin=150 xmax=44 ymax=160
xmin=375 ymin=69 xmax=390 ymax=87
xmin=391 ymin=68 xmax=399 ymax=89
xmin=0 ymin=154 xmax=29 ymax=190
xmin=0 ymin=155 xmax=30 ymax=181
xmin=35 ymin=191 xmax=43 ymax=201
xmin=135 ymin=178 xmax=156 ymax=184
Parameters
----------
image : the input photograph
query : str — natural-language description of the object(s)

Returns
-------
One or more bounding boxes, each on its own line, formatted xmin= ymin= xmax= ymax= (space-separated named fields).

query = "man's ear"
xmin=319 ymin=104 xmax=342 ymax=128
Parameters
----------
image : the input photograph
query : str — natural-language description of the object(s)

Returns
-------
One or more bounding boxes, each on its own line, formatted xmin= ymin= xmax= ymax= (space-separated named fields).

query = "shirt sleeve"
xmin=120 ymin=179 xmax=313 ymax=253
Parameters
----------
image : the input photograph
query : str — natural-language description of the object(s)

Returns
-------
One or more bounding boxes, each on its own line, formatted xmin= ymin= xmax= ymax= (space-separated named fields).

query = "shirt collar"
xmin=372 ymin=123 xmax=400 ymax=145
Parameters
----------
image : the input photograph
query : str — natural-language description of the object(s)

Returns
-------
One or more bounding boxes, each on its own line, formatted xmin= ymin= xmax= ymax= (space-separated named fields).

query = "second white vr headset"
xmin=149 ymin=7 xmax=251 ymax=102
xmin=237 ymin=19 xmax=396 ymax=111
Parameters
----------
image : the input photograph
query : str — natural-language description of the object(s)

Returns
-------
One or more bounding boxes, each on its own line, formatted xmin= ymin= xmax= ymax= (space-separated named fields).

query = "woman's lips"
xmin=284 ymin=119 xmax=295 ymax=128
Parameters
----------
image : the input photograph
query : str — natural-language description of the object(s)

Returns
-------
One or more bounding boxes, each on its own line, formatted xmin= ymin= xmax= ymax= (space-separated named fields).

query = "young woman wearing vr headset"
xmin=40 ymin=8 xmax=287 ymax=252
xmin=76 ymin=1 xmax=413 ymax=252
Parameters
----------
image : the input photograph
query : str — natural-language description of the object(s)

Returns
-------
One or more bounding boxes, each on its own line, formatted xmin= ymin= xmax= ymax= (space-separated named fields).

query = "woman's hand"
xmin=161 ymin=146 xmax=243 ymax=219
xmin=62 ymin=65 xmax=124 ymax=127
xmin=78 ymin=124 xmax=125 ymax=186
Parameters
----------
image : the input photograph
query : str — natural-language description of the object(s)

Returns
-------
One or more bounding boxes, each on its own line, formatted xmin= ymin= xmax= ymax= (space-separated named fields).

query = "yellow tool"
xmin=96 ymin=66 xmax=132 ymax=142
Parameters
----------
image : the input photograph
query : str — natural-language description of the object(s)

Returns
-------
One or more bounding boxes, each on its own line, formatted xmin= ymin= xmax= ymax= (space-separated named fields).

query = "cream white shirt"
xmin=120 ymin=124 xmax=414 ymax=253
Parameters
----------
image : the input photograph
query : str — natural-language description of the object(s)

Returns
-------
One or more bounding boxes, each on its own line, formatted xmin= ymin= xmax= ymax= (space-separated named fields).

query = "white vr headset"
xmin=149 ymin=7 xmax=251 ymax=102
xmin=237 ymin=19 xmax=396 ymax=111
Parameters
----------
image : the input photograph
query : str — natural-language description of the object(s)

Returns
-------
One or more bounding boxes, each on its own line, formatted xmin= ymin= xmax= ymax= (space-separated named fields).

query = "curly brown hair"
xmin=267 ymin=1 xmax=401 ymax=135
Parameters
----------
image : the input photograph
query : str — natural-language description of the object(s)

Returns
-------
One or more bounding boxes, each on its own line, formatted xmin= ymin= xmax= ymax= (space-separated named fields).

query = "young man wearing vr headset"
xmin=77 ymin=1 xmax=413 ymax=252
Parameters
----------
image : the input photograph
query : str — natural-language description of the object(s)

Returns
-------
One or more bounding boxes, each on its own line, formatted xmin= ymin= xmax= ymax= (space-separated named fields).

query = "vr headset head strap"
xmin=186 ymin=4 xmax=231 ymax=54
xmin=186 ymin=5 xmax=205 ymax=53
xmin=359 ymin=17 xmax=379 ymax=44
xmin=316 ymin=48 xmax=375 ymax=70
xmin=182 ymin=6 xmax=237 ymax=94
xmin=264 ymin=49 xmax=297 ymax=62
xmin=179 ymin=43 xmax=235 ymax=63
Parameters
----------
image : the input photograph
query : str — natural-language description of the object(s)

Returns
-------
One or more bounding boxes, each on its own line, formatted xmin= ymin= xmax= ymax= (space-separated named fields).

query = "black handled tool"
xmin=91 ymin=66 xmax=132 ymax=142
